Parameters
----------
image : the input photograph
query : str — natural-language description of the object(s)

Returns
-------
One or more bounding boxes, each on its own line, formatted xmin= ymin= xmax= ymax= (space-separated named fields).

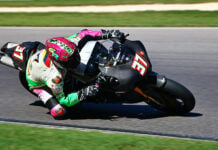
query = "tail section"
xmin=0 ymin=41 xmax=41 ymax=71
xmin=0 ymin=42 xmax=18 ymax=69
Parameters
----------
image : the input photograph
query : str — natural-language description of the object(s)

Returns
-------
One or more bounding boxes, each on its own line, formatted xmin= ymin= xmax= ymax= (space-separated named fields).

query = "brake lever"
xmin=125 ymin=34 xmax=130 ymax=38
xmin=120 ymin=33 xmax=129 ymax=44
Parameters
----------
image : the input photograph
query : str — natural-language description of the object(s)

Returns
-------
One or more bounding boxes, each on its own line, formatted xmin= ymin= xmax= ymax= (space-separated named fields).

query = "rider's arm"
xmin=66 ymin=29 xmax=102 ymax=50
xmin=46 ymin=75 xmax=80 ymax=107
xmin=67 ymin=29 xmax=102 ymax=42
xmin=66 ymin=29 xmax=124 ymax=50
xmin=46 ymin=74 xmax=99 ymax=107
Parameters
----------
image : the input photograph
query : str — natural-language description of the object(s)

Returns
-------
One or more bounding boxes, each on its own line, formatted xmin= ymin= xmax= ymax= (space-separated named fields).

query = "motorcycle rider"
xmin=0 ymin=29 xmax=125 ymax=118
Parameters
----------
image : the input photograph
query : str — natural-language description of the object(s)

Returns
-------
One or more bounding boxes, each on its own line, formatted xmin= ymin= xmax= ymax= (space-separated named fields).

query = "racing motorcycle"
xmin=60 ymin=35 xmax=196 ymax=115
xmin=16 ymin=34 xmax=195 ymax=115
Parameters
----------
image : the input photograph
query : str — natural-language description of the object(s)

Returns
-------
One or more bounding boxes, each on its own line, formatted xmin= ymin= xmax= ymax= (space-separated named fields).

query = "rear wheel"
xmin=138 ymin=79 xmax=195 ymax=114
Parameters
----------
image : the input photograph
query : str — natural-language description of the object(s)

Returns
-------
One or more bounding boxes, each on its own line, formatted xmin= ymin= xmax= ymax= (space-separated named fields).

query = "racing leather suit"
xmin=0 ymin=29 xmax=124 ymax=117
xmin=26 ymin=30 xmax=103 ymax=113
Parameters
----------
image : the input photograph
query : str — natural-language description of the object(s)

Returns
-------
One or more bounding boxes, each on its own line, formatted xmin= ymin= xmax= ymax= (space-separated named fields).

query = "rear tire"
xmin=142 ymin=79 xmax=195 ymax=114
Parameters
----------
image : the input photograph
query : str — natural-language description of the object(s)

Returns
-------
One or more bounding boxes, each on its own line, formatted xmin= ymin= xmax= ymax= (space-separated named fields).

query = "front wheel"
xmin=137 ymin=79 xmax=195 ymax=114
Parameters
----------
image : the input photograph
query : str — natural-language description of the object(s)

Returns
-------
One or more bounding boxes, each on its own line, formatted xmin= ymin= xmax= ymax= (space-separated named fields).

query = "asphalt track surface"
xmin=0 ymin=27 xmax=217 ymax=141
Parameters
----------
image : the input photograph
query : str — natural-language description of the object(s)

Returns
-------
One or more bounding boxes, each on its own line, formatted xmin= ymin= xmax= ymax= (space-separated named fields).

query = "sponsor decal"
xmin=48 ymin=48 xmax=59 ymax=59
xmin=52 ymin=53 xmax=59 ymax=60
xmin=43 ymin=53 xmax=51 ymax=68
xmin=52 ymin=76 xmax=62 ymax=84
xmin=12 ymin=45 xmax=26 ymax=62
xmin=131 ymin=53 xmax=149 ymax=76
xmin=140 ymin=51 xmax=145 ymax=56
xmin=49 ymin=39 xmax=74 ymax=54
xmin=76 ymin=34 xmax=81 ymax=38
xmin=49 ymin=48 xmax=56 ymax=53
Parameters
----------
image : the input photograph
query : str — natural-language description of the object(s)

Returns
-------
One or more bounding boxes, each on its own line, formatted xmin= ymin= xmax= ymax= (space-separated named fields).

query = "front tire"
xmin=142 ymin=79 xmax=195 ymax=114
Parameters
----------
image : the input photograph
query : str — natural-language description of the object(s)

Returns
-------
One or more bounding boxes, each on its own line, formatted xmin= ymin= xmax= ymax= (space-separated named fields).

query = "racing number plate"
xmin=131 ymin=53 xmax=148 ymax=76
xmin=12 ymin=45 xmax=26 ymax=62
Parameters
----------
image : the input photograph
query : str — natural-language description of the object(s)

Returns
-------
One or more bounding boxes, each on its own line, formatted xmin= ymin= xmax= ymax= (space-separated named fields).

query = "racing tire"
xmin=143 ymin=79 xmax=195 ymax=114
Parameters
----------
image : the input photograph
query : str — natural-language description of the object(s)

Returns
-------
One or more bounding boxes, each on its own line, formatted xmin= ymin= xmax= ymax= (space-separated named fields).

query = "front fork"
xmin=134 ymin=71 xmax=167 ymax=105
xmin=146 ymin=71 xmax=167 ymax=88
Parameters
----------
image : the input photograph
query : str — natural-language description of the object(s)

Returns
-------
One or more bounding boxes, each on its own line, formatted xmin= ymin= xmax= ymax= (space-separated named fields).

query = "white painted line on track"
xmin=0 ymin=27 xmax=218 ymax=30
xmin=0 ymin=3 xmax=218 ymax=12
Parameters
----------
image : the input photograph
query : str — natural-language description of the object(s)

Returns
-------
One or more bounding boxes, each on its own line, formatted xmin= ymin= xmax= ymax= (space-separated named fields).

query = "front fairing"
xmin=97 ymin=40 xmax=148 ymax=92
xmin=71 ymin=39 xmax=151 ymax=92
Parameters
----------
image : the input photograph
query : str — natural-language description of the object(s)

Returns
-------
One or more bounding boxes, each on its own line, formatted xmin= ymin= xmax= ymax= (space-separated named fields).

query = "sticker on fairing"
xmin=131 ymin=53 xmax=149 ymax=76
xmin=12 ymin=45 xmax=26 ymax=62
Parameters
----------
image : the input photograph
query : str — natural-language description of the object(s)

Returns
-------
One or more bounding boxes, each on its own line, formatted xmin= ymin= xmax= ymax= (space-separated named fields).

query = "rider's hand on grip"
xmin=101 ymin=29 xmax=125 ymax=42
xmin=77 ymin=84 xmax=100 ymax=101
xmin=96 ymin=75 xmax=107 ymax=86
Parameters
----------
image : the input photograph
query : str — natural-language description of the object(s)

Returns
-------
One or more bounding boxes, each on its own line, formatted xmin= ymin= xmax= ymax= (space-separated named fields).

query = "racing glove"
xmin=77 ymin=84 xmax=100 ymax=101
xmin=101 ymin=29 xmax=125 ymax=41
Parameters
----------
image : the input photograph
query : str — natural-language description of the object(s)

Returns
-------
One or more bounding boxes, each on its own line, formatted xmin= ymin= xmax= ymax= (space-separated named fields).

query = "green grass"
xmin=0 ymin=0 xmax=218 ymax=7
xmin=0 ymin=11 xmax=217 ymax=27
xmin=0 ymin=123 xmax=217 ymax=150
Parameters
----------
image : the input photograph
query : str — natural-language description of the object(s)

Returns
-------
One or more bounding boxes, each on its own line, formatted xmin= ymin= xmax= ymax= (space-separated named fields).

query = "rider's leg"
xmin=32 ymin=88 xmax=66 ymax=117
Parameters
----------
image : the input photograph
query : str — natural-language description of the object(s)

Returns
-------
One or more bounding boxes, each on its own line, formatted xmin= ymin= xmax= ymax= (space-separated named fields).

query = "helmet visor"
xmin=53 ymin=52 xmax=80 ymax=69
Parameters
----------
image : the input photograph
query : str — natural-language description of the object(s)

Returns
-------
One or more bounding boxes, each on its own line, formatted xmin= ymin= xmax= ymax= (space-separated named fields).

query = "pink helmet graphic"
xmin=45 ymin=37 xmax=80 ymax=69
